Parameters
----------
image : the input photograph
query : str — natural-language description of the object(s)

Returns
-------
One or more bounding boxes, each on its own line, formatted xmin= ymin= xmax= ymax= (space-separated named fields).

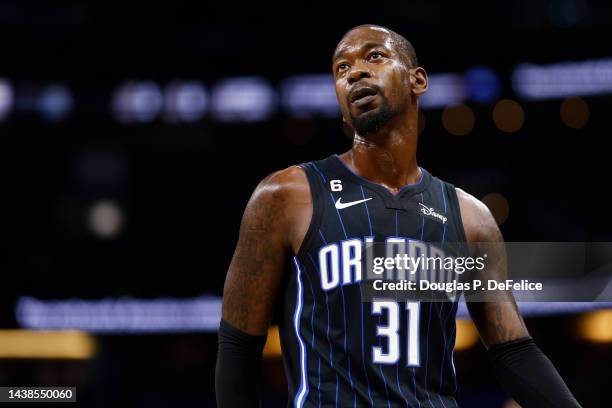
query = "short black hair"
xmin=338 ymin=24 xmax=419 ymax=68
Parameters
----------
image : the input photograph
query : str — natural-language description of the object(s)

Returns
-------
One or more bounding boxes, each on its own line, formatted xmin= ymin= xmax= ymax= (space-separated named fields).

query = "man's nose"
xmin=347 ymin=65 xmax=371 ymax=85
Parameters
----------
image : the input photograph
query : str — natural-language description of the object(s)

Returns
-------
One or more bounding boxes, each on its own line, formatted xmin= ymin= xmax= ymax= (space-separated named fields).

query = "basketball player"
xmin=216 ymin=25 xmax=581 ymax=407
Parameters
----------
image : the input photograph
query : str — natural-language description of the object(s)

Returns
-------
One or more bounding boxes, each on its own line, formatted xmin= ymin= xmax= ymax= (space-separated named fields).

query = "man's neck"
xmin=339 ymin=117 xmax=420 ymax=195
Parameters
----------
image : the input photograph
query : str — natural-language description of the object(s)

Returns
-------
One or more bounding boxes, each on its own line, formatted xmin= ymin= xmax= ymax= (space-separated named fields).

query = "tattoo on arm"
xmin=475 ymin=300 xmax=527 ymax=346
xmin=221 ymin=173 xmax=290 ymax=335
xmin=460 ymin=189 xmax=529 ymax=348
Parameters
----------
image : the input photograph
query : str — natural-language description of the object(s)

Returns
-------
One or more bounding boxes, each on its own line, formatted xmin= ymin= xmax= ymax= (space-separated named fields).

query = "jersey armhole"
xmin=445 ymin=182 xmax=469 ymax=244
xmin=295 ymin=162 xmax=324 ymax=260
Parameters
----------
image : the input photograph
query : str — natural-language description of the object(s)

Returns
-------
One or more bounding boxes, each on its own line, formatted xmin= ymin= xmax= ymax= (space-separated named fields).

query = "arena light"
xmin=0 ymin=79 xmax=14 ymax=121
xmin=281 ymin=74 xmax=340 ymax=118
xmin=164 ymin=80 xmax=208 ymax=123
xmin=493 ymin=99 xmax=525 ymax=133
xmin=16 ymin=296 xmax=222 ymax=334
xmin=210 ymin=77 xmax=276 ymax=122
xmin=17 ymin=295 xmax=612 ymax=334
xmin=420 ymin=73 xmax=467 ymax=109
xmin=465 ymin=66 xmax=500 ymax=103
xmin=454 ymin=320 xmax=478 ymax=350
xmin=441 ymin=103 xmax=475 ymax=136
xmin=87 ymin=200 xmax=124 ymax=239
xmin=560 ymin=96 xmax=589 ymax=129
xmin=38 ymin=83 xmax=73 ymax=122
xmin=577 ymin=309 xmax=612 ymax=343
xmin=481 ymin=193 xmax=510 ymax=226
xmin=263 ymin=326 xmax=282 ymax=357
xmin=512 ymin=58 xmax=612 ymax=100
xmin=112 ymin=80 xmax=164 ymax=123
xmin=456 ymin=302 xmax=612 ymax=319
xmin=0 ymin=330 xmax=96 ymax=359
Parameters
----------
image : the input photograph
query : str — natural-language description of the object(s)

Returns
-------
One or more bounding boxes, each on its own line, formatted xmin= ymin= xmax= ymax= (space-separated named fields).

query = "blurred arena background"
xmin=0 ymin=1 xmax=611 ymax=407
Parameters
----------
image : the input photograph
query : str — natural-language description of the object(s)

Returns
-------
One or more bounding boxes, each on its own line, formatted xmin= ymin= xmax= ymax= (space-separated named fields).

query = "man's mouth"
xmin=349 ymin=87 xmax=379 ymax=107
xmin=352 ymin=94 xmax=378 ymax=107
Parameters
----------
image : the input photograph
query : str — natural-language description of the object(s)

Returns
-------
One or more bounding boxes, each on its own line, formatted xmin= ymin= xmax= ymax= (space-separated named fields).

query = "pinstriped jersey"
xmin=278 ymin=154 xmax=468 ymax=407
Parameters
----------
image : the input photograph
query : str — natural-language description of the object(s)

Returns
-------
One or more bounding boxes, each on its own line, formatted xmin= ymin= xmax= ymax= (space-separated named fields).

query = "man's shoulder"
xmin=255 ymin=153 xmax=334 ymax=197
xmin=250 ymin=165 xmax=310 ymax=207
xmin=455 ymin=187 xmax=489 ymax=215
xmin=260 ymin=164 xmax=308 ymax=189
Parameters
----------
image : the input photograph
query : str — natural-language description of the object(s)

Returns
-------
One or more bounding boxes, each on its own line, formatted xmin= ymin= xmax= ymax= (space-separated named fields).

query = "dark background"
xmin=0 ymin=1 xmax=610 ymax=407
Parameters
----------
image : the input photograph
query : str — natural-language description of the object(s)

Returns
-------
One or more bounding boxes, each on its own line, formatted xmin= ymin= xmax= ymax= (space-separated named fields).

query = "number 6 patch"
xmin=329 ymin=179 xmax=343 ymax=192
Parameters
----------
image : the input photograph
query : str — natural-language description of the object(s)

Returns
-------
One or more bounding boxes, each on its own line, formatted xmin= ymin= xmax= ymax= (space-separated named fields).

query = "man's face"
xmin=332 ymin=27 xmax=413 ymax=136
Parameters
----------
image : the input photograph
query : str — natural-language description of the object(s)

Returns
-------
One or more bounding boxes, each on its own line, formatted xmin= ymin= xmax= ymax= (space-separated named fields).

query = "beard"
xmin=349 ymin=98 xmax=395 ymax=136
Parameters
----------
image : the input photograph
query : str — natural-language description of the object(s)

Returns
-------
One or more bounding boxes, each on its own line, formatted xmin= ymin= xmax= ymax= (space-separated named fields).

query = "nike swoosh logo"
xmin=335 ymin=197 xmax=373 ymax=209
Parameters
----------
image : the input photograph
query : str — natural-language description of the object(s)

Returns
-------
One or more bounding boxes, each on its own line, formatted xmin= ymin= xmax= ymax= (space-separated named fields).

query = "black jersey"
xmin=278 ymin=154 xmax=468 ymax=408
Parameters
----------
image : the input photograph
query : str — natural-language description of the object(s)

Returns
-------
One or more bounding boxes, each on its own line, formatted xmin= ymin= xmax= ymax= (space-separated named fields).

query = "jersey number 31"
xmin=372 ymin=300 xmax=420 ymax=366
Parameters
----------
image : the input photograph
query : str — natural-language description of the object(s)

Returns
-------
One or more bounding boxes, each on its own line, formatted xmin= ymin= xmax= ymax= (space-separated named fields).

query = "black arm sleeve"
xmin=488 ymin=336 xmax=582 ymax=408
xmin=215 ymin=319 xmax=267 ymax=408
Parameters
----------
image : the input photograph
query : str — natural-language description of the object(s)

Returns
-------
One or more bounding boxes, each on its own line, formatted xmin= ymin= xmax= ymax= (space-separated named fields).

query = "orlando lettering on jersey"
xmin=316 ymin=237 xmax=473 ymax=304
xmin=277 ymin=155 xmax=468 ymax=408
xmin=316 ymin=237 xmax=475 ymax=286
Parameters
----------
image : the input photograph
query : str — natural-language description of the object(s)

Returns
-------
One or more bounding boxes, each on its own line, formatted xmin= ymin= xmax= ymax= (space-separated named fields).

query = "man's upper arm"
xmin=221 ymin=166 xmax=311 ymax=336
xmin=457 ymin=188 xmax=529 ymax=348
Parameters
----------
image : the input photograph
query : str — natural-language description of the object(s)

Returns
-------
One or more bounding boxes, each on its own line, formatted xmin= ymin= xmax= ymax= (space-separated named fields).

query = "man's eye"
xmin=369 ymin=52 xmax=383 ymax=60
xmin=337 ymin=63 xmax=349 ymax=72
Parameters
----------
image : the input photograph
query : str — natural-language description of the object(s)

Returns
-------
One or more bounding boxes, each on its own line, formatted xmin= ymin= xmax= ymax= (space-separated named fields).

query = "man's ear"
xmin=410 ymin=67 xmax=428 ymax=97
